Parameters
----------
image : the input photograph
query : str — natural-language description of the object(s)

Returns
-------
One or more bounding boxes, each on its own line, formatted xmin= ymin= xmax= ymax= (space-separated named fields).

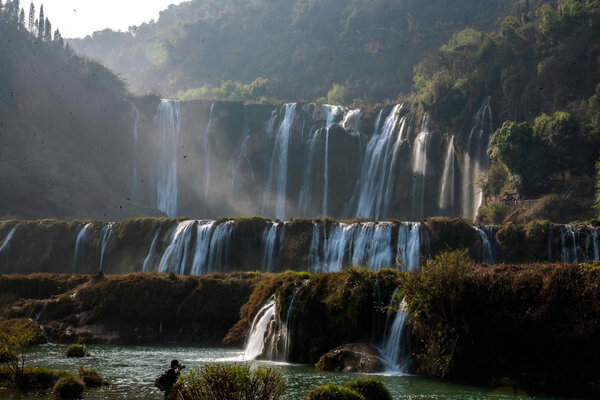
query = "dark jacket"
xmin=164 ymin=368 xmax=180 ymax=390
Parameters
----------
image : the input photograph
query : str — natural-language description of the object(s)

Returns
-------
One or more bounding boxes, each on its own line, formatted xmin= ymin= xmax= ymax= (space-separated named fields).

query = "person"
xmin=163 ymin=359 xmax=185 ymax=399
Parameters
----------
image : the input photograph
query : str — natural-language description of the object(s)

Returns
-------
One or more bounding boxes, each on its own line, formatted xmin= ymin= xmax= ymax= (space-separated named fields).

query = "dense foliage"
xmin=70 ymin=0 xmax=530 ymax=103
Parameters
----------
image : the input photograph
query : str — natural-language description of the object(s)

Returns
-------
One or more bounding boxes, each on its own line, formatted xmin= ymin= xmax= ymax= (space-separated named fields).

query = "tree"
xmin=533 ymin=111 xmax=580 ymax=173
xmin=44 ymin=17 xmax=51 ymax=41
xmin=37 ymin=4 xmax=43 ymax=40
xmin=54 ymin=28 xmax=63 ymax=47
xmin=18 ymin=7 xmax=24 ymax=29
xmin=12 ymin=0 xmax=19 ymax=23
xmin=489 ymin=121 xmax=554 ymax=194
xmin=28 ymin=2 xmax=35 ymax=34
xmin=0 ymin=319 xmax=41 ymax=386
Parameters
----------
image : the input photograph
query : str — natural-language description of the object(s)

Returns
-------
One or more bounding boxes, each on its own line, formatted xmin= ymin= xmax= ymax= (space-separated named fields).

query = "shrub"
xmin=172 ymin=363 xmax=286 ymax=400
xmin=306 ymin=384 xmax=364 ymax=400
xmin=342 ymin=378 xmax=391 ymax=400
xmin=403 ymin=250 xmax=473 ymax=376
xmin=15 ymin=366 xmax=70 ymax=390
xmin=78 ymin=367 xmax=106 ymax=388
xmin=478 ymin=202 xmax=512 ymax=224
xmin=53 ymin=375 xmax=85 ymax=399
xmin=66 ymin=344 xmax=86 ymax=358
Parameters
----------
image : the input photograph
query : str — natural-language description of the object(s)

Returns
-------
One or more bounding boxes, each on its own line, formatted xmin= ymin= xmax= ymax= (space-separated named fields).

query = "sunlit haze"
xmin=28 ymin=0 xmax=187 ymax=38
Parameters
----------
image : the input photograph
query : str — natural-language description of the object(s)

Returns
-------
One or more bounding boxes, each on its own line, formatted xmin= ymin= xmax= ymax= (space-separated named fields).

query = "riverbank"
xmin=2 ymin=264 xmax=600 ymax=397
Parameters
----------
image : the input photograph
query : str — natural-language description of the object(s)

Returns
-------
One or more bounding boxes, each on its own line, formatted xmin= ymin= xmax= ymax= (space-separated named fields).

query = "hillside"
xmin=0 ymin=6 xmax=162 ymax=219
xmin=69 ymin=0 xmax=542 ymax=103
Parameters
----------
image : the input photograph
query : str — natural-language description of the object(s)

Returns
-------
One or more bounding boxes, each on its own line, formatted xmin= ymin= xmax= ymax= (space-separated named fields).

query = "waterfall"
xmin=72 ymin=223 xmax=93 ymax=273
xmin=244 ymin=297 xmax=277 ymax=360
xmin=189 ymin=221 xmax=215 ymax=276
xmin=262 ymin=222 xmax=280 ymax=272
xmin=354 ymin=104 xmax=406 ymax=220
xmin=98 ymin=223 xmax=114 ymax=271
xmin=379 ymin=289 xmax=411 ymax=374
xmin=206 ymin=220 xmax=234 ymax=273
xmin=231 ymin=106 xmax=254 ymax=192
xmin=474 ymin=226 xmax=495 ymax=264
xmin=397 ymin=223 xmax=421 ymax=272
xmin=560 ymin=225 xmax=578 ymax=263
xmin=263 ymin=104 xmax=297 ymax=220
xmin=322 ymin=105 xmax=343 ymax=217
xmin=142 ymin=228 xmax=161 ymax=273
xmin=410 ymin=115 xmax=431 ymax=219
xmin=155 ymin=100 xmax=182 ymax=217
xmin=204 ymin=103 xmax=216 ymax=201
xmin=592 ymin=228 xmax=599 ymax=261
xmin=462 ymin=97 xmax=493 ymax=219
xmin=310 ymin=222 xmax=399 ymax=273
xmin=157 ymin=220 xmax=196 ymax=274
xmin=0 ymin=224 xmax=19 ymax=260
xmin=298 ymin=128 xmax=320 ymax=215
xmin=131 ymin=105 xmax=141 ymax=200
xmin=438 ymin=135 xmax=456 ymax=212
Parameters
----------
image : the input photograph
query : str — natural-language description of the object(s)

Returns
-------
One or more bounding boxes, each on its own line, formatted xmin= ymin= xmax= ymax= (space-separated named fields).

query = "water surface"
xmin=0 ymin=345 xmax=572 ymax=400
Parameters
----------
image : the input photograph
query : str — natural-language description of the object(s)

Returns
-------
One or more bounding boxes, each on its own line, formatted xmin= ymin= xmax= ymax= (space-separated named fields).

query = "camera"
xmin=180 ymin=365 xmax=186 ymax=369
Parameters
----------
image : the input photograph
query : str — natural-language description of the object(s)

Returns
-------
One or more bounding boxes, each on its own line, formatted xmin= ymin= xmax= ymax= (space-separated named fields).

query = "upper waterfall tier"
xmin=0 ymin=218 xmax=597 ymax=275
xmin=129 ymin=99 xmax=493 ymax=220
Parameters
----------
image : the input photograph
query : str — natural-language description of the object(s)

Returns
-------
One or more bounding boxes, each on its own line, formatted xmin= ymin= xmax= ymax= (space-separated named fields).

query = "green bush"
xmin=306 ymin=384 xmax=364 ymax=400
xmin=172 ymin=363 xmax=286 ymax=400
xmin=78 ymin=367 xmax=106 ymax=388
xmin=65 ymin=344 xmax=86 ymax=358
xmin=403 ymin=250 xmax=473 ymax=376
xmin=342 ymin=378 xmax=391 ymax=400
xmin=478 ymin=202 xmax=512 ymax=224
xmin=53 ymin=375 xmax=85 ymax=399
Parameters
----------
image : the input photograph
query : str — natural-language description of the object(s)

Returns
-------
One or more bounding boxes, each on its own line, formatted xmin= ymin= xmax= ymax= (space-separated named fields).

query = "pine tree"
xmin=44 ymin=17 xmax=51 ymax=41
xmin=18 ymin=7 xmax=24 ymax=29
xmin=12 ymin=0 xmax=19 ymax=23
xmin=53 ymin=28 xmax=63 ymax=47
xmin=37 ymin=5 xmax=44 ymax=40
xmin=28 ymin=2 xmax=35 ymax=34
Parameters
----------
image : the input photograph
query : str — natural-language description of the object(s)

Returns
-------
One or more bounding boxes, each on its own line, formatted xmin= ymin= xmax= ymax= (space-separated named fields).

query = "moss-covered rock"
xmin=316 ymin=343 xmax=383 ymax=373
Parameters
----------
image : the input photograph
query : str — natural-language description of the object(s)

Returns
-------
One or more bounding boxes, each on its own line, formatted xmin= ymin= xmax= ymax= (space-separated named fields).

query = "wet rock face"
xmin=316 ymin=343 xmax=384 ymax=373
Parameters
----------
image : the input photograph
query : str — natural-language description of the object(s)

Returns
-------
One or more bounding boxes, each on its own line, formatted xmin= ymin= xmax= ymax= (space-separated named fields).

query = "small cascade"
xmin=72 ymin=223 xmax=93 ymax=273
xmin=262 ymin=222 xmax=280 ymax=272
xmin=474 ymin=226 xmax=495 ymax=264
xmin=410 ymin=115 xmax=431 ymax=219
xmin=462 ymin=97 xmax=493 ymax=219
xmin=98 ymin=223 xmax=115 ymax=271
xmin=206 ymin=220 xmax=235 ymax=273
xmin=155 ymin=99 xmax=182 ymax=217
xmin=157 ymin=221 xmax=196 ymax=274
xmin=0 ymin=224 xmax=19 ymax=259
xmin=142 ymin=228 xmax=161 ymax=273
xmin=379 ymin=289 xmax=411 ymax=374
xmin=189 ymin=221 xmax=215 ymax=276
xmin=560 ymin=225 xmax=579 ymax=263
xmin=354 ymin=105 xmax=407 ymax=220
xmin=397 ymin=223 xmax=421 ymax=272
xmin=244 ymin=297 xmax=277 ymax=360
xmin=438 ymin=135 xmax=456 ymax=212
xmin=263 ymin=104 xmax=297 ymax=220
xmin=592 ymin=228 xmax=599 ymax=261
xmin=204 ymin=103 xmax=216 ymax=201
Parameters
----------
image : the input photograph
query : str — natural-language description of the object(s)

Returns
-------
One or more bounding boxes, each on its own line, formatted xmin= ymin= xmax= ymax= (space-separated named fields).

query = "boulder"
xmin=316 ymin=343 xmax=384 ymax=373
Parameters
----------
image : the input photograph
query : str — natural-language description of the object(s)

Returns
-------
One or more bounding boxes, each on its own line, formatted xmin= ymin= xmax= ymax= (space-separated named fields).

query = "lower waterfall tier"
xmin=0 ymin=217 xmax=598 ymax=275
